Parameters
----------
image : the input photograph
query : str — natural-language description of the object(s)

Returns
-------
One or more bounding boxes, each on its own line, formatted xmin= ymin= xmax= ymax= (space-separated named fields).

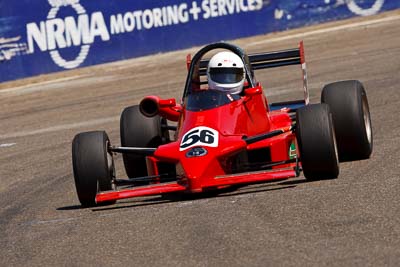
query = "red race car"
xmin=72 ymin=42 xmax=373 ymax=207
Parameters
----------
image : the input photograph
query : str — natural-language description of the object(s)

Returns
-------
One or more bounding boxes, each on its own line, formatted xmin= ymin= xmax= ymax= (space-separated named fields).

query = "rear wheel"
xmin=321 ymin=80 xmax=373 ymax=161
xmin=120 ymin=105 xmax=170 ymax=179
xmin=72 ymin=131 xmax=115 ymax=207
xmin=296 ymin=104 xmax=339 ymax=180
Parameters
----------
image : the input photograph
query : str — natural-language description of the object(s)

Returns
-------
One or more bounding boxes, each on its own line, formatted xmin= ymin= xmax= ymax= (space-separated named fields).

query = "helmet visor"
xmin=209 ymin=67 xmax=244 ymax=84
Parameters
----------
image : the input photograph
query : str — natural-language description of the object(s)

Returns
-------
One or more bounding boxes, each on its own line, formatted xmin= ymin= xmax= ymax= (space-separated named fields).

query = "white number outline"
xmin=179 ymin=126 xmax=219 ymax=151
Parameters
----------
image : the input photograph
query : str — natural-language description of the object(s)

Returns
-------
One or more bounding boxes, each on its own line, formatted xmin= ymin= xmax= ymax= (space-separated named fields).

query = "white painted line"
xmin=0 ymin=74 xmax=128 ymax=96
xmin=0 ymin=143 xmax=16 ymax=148
xmin=248 ymin=14 xmax=400 ymax=47
xmin=21 ymin=217 xmax=77 ymax=226
xmin=0 ymin=75 xmax=87 ymax=94
xmin=0 ymin=116 xmax=119 ymax=140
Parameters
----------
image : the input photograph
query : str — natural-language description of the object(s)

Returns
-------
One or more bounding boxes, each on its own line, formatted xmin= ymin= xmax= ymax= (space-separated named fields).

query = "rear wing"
xmin=188 ymin=41 xmax=309 ymax=108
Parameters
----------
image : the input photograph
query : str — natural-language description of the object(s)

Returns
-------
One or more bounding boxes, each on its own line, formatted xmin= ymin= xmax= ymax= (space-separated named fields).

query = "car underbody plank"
xmin=96 ymin=183 xmax=187 ymax=203
xmin=208 ymin=169 xmax=296 ymax=188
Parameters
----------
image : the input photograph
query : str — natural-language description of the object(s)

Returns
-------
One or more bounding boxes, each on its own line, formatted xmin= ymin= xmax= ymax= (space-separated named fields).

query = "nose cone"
xmin=154 ymin=142 xmax=224 ymax=191
xmin=178 ymin=135 xmax=248 ymax=191
xmin=179 ymin=146 xmax=225 ymax=192
xmin=154 ymin=134 xmax=247 ymax=192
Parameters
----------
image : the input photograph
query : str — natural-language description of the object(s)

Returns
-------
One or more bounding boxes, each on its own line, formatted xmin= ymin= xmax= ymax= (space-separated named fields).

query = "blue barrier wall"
xmin=0 ymin=0 xmax=399 ymax=83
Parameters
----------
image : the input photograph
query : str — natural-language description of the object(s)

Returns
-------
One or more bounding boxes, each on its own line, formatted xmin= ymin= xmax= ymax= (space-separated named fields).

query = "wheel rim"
xmin=330 ymin=114 xmax=339 ymax=166
xmin=106 ymin=141 xmax=117 ymax=190
xmin=362 ymin=95 xmax=372 ymax=145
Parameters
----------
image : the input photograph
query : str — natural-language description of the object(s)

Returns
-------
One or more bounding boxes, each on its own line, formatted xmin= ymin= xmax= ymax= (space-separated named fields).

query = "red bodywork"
xmin=96 ymin=42 xmax=306 ymax=204
xmin=97 ymin=90 xmax=297 ymax=203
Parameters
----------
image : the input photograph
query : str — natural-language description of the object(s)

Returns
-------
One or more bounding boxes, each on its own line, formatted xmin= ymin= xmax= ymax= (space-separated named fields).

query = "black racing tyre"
xmin=72 ymin=131 xmax=115 ymax=207
xmin=296 ymin=104 xmax=339 ymax=180
xmin=120 ymin=105 xmax=170 ymax=178
xmin=321 ymin=80 xmax=373 ymax=161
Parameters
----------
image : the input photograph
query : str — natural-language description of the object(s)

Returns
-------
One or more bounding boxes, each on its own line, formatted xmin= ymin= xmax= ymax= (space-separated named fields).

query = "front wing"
xmin=96 ymin=168 xmax=297 ymax=204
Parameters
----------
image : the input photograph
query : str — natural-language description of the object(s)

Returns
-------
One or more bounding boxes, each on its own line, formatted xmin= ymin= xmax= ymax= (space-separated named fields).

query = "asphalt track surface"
xmin=1 ymin=11 xmax=400 ymax=266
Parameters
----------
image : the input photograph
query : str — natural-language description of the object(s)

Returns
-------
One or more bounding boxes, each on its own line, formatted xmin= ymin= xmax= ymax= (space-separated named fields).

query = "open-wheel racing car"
xmin=72 ymin=42 xmax=373 ymax=207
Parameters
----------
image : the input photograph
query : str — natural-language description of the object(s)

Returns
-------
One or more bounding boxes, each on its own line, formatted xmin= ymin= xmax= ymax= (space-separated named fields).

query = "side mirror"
xmin=159 ymin=98 xmax=176 ymax=108
xmin=243 ymin=87 xmax=262 ymax=102
xmin=244 ymin=87 xmax=262 ymax=97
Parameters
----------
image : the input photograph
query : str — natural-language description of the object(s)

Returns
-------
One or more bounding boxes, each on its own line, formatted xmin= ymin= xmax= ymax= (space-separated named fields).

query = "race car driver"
xmin=207 ymin=51 xmax=245 ymax=95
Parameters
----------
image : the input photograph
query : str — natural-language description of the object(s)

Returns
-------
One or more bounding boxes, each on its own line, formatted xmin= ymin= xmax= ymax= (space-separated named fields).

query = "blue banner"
xmin=0 ymin=0 xmax=399 ymax=82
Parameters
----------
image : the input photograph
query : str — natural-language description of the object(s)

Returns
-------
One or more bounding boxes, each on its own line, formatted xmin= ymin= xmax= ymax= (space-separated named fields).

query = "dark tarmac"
xmin=1 ymin=11 xmax=399 ymax=266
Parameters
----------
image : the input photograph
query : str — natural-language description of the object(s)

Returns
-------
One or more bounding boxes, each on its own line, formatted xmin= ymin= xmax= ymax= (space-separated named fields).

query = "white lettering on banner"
xmin=27 ymin=22 xmax=47 ymax=52
xmin=109 ymin=4 xmax=194 ymax=34
xmin=26 ymin=0 xmax=264 ymax=69
xmin=189 ymin=2 xmax=202 ymax=20
xmin=109 ymin=1 xmax=262 ymax=34
xmin=26 ymin=0 xmax=109 ymax=69
xmin=64 ymin=15 xmax=89 ymax=46
xmin=90 ymin=13 xmax=110 ymax=42
xmin=202 ymin=0 xmax=263 ymax=18
xmin=46 ymin=19 xmax=66 ymax=50
xmin=276 ymin=0 xmax=385 ymax=20
xmin=27 ymin=13 xmax=109 ymax=53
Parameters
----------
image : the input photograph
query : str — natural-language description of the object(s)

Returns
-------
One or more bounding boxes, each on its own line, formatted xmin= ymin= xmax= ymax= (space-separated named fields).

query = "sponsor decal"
xmin=186 ymin=147 xmax=208 ymax=157
xmin=342 ymin=0 xmax=385 ymax=16
xmin=26 ymin=0 xmax=106 ymax=69
xmin=1 ymin=0 xmax=394 ymax=82
xmin=24 ymin=0 xmax=263 ymax=69
xmin=180 ymin=126 xmax=219 ymax=151
xmin=0 ymin=37 xmax=29 ymax=61
xmin=289 ymin=142 xmax=296 ymax=159
xmin=275 ymin=0 xmax=385 ymax=21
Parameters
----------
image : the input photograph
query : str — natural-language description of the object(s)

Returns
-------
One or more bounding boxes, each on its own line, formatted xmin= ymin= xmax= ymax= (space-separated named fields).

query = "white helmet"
xmin=207 ymin=51 xmax=245 ymax=95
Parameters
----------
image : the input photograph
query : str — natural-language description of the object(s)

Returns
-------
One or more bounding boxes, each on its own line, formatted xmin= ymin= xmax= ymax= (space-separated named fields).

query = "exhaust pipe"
xmin=139 ymin=96 xmax=180 ymax=121
xmin=140 ymin=96 xmax=159 ymax=117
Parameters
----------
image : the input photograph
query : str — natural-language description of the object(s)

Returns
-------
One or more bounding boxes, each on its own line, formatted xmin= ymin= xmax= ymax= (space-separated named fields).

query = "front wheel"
xmin=72 ymin=131 xmax=115 ymax=207
xmin=120 ymin=105 xmax=170 ymax=179
xmin=296 ymin=104 xmax=339 ymax=180
xmin=321 ymin=80 xmax=373 ymax=161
